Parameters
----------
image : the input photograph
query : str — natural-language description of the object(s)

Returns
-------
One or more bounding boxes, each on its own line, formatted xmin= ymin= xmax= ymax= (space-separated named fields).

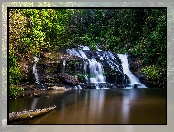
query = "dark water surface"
xmin=9 ymin=88 xmax=166 ymax=124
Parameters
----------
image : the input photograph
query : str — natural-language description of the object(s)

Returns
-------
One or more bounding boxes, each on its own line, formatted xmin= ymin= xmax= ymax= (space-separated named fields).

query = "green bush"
xmin=9 ymin=51 xmax=22 ymax=97
xmin=9 ymin=85 xmax=24 ymax=97
xmin=8 ymin=8 xmax=166 ymax=91
xmin=141 ymin=65 xmax=160 ymax=81
xmin=9 ymin=52 xmax=21 ymax=84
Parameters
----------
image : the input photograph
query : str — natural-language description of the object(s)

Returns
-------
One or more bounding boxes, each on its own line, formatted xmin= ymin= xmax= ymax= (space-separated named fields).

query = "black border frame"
xmin=7 ymin=6 xmax=167 ymax=125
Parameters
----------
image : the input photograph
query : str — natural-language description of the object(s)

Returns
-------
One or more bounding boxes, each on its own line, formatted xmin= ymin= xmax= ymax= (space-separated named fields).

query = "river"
xmin=9 ymin=88 xmax=166 ymax=124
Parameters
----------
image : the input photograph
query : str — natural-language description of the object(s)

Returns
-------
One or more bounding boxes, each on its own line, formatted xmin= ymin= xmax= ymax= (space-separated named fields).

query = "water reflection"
xmin=31 ymin=98 xmax=39 ymax=110
xmin=88 ymin=90 xmax=105 ymax=121
xmin=122 ymin=93 xmax=130 ymax=123
xmin=9 ymin=89 xmax=166 ymax=124
xmin=121 ymin=89 xmax=135 ymax=123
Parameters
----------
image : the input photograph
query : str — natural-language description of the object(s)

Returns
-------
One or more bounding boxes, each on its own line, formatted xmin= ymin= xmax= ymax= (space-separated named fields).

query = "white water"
xmin=89 ymin=59 xmax=106 ymax=84
xmin=67 ymin=46 xmax=147 ymax=89
xmin=62 ymin=59 xmax=66 ymax=74
xmin=66 ymin=47 xmax=106 ymax=88
xmin=118 ymin=54 xmax=147 ymax=88
xmin=33 ymin=56 xmax=40 ymax=84
xmin=79 ymin=50 xmax=88 ymax=59
xmin=81 ymin=46 xmax=90 ymax=50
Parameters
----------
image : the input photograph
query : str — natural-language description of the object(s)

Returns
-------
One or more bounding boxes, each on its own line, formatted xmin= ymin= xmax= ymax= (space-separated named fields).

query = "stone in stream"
xmin=48 ymin=86 xmax=67 ymax=91
xmin=33 ymin=93 xmax=41 ymax=97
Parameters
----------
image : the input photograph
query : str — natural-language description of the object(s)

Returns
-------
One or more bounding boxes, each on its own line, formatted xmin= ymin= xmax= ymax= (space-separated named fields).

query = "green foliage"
xmin=90 ymin=43 xmax=97 ymax=51
xmin=141 ymin=65 xmax=160 ymax=81
xmin=103 ymin=71 xmax=107 ymax=76
xmin=9 ymin=85 xmax=24 ymax=97
xmin=9 ymin=52 xmax=21 ymax=85
xmin=9 ymin=85 xmax=18 ymax=97
xmin=9 ymin=8 xmax=167 ymax=89
xmin=75 ymin=73 xmax=90 ymax=82
xmin=9 ymin=51 xmax=23 ymax=97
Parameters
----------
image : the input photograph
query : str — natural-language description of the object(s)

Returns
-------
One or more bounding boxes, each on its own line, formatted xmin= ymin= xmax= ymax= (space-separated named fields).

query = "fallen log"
xmin=9 ymin=105 xmax=56 ymax=124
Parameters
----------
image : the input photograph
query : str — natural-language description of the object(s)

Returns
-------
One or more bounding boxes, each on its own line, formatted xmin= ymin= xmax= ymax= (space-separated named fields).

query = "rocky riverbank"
xmin=128 ymin=55 xmax=166 ymax=88
xmin=9 ymin=84 xmax=68 ymax=100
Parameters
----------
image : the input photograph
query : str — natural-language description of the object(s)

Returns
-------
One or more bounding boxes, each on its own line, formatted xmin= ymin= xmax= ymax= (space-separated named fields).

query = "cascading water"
xmin=66 ymin=46 xmax=106 ymax=89
xmin=66 ymin=46 xmax=146 ymax=89
xmin=33 ymin=56 xmax=40 ymax=84
xmin=33 ymin=56 xmax=47 ymax=90
xmin=89 ymin=59 xmax=106 ymax=83
xmin=117 ymin=54 xmax=147 ymax=88
xmin=62 ymin=59 xmax=66 ymax=74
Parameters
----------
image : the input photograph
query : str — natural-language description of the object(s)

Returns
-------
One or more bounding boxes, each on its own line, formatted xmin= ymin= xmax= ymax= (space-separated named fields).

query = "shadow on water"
xmin=9 ymin=88 xmax=166 ymax=124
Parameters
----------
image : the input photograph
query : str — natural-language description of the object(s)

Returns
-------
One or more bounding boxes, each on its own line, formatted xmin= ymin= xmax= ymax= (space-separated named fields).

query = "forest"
xmin=8 ymin=8 xmax=167 ymax=97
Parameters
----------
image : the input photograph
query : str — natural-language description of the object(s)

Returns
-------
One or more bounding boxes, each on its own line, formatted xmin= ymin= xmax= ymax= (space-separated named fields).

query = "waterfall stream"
xmin=62 ymin=59 xmax=66 ymax=74
xmin=33 ymin=56 xmax=40 ymax=84
xmin=31 ymin=47 xmax=146 ymax=90
xmin=118 ymin=54 xmax=147 ymax=88
xmin=66 ymin=46 xmax=147 ymax=89
xmin=33 ymin=56 xmax=47 ymax=90
xmin=67 ymin=47 xmax=106 ymax=89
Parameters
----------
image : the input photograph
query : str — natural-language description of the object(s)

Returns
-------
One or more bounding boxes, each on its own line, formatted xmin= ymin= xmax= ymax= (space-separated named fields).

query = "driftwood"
xmin=9 ymin=105 xmax=56 ymax=124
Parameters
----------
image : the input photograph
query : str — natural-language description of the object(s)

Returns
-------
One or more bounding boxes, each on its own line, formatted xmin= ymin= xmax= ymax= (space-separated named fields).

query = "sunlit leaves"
xmin=141 ymin=65 xmax=161 ymax=80
xmin=8 ymin=8 xmax=167 ymax=89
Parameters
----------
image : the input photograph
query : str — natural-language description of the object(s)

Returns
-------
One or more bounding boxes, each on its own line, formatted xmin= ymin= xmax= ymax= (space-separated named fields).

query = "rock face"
xmin=128 ymin=55 xmax=163 ymax=88
xmin=19 ymin=47 xmax=149 ymax=89
xmin=19 ymin=60 xmax=35 ymax=84
xmin=24 ymin=48 xmax=126 ymax=89
xmin=64 ymin=46 xmax=136 ymax=88
xmin=57 ymin=73 xmax=79 ymax=85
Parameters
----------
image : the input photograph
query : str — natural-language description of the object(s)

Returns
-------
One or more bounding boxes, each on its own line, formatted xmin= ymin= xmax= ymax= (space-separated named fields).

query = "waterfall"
xmin=117 ymin=54 xmax=147 ymax=88
xmin=89 ymin=59 xmax=106 ymax=83
xmin=66 ymin=46 xmax=146 ymax=89
xmin=62 ymin=59 xmax=66 ymax=74
xmin=33 ymin=56 xmax=40 ymax=84
xmin=83 ymin=60 xmax=88 ymax=82
xmin=66 ymin=47 xmax=106 ymax=88
xmin=32 ymin=56 xmax=47 ymax=90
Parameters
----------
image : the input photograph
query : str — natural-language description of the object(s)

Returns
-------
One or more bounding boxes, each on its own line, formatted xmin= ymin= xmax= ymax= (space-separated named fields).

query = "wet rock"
xmin=48 ymin=86 xmax=67 ymax=91
xmin=33 ymin=93 xmax=41 ymax=97
xmin=132 ymin=84 xmax=138 ymax=88
xmin=58 ymin=73 xmax=79 ymax=85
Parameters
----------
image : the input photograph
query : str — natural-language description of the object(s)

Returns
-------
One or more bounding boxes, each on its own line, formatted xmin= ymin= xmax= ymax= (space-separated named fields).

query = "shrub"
xmin=141 ymin=65 xmax=160 ymax=81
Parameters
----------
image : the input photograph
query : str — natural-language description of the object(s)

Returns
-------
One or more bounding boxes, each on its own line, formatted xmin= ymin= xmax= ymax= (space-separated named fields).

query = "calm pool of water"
xmin=9 ymin=88 xmax=166 ymax=124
